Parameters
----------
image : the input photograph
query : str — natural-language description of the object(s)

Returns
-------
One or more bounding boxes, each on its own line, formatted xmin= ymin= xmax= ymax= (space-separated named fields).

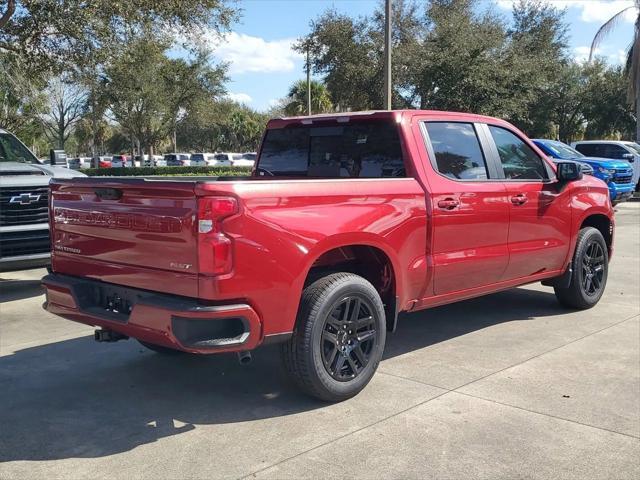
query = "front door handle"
xmin=437 ymin=198 xmax=460 ymax=210
xmin=511 ymin=194 xmax=528 ymax=205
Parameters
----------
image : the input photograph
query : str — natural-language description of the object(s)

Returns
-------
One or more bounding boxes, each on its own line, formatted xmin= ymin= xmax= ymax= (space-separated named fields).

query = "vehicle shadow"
xmin=0 ymin=287 xmax=566 ymax=462
xmin=0 ymin=279 xmax=44 ymax=303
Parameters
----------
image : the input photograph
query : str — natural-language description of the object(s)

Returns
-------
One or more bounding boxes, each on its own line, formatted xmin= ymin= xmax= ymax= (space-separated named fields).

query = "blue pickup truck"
xmin=533 ymin=139 xmax=635 ymax=205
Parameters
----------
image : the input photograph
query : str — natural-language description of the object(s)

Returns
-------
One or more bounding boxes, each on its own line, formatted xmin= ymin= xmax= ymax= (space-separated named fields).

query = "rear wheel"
xmin=282 ymin=272 xmax=386 ymax=402
xmin=138 ymin=340 xmax=186 ymax=355
xmin=555 ymin=227 xmax=608 ymax=309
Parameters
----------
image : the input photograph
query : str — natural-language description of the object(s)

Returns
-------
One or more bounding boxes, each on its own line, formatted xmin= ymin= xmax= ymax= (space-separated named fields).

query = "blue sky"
xmin=204 ymin=0 xmax=637 ymax=111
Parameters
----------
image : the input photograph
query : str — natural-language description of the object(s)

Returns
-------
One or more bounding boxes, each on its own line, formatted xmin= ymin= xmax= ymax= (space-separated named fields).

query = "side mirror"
xmin=622 ymin=153 xmax=635 ymax=162
xmin=556 ymin=161 xmax=583 ymax=183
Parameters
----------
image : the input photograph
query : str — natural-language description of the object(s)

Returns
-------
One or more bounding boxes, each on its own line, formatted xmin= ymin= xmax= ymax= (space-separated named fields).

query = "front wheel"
xmin=281 ymin=272 xmax=387 ymax=402
xmin=555 ymin=227 xmax=608 ymax=309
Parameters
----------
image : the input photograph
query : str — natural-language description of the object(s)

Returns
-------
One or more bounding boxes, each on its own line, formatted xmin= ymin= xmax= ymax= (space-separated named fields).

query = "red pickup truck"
xmin=43 ymin=110 xmax=613 ymax=401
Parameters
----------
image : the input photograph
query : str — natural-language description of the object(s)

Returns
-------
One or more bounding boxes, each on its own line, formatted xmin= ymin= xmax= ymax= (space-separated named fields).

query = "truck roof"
xmin=270 ymin=109 xmax=512 ymax=128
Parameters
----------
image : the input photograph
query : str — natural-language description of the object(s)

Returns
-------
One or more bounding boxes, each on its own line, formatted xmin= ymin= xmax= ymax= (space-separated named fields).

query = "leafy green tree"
xmin=582 ymin=61 xmax=636 ymax=139
xmin=0 ymin=1 xmax=237 ymax=74
xmin=284 ymin=79 xmax=333 ymax=116
xmin=0 ymin=53 xmax=45 ymax=134
xmin=104 ymin=36 xmax=226 ymax=156
xmin=589 ymin=0 xmax=639 ymax=140
xmin=301 ymin=0 xmax=422 ymax=110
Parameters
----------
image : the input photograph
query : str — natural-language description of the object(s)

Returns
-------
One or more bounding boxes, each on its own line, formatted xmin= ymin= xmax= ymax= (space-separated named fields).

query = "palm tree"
xmin=589 ymin=1 xmax=640 ymax=140
xmin=284 ymin=79 xmax=333 ymax=116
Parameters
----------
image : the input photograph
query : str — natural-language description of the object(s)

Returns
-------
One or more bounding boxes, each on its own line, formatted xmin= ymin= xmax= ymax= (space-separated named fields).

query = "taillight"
xmin=197 ymin=196 xmax=238 ymax=275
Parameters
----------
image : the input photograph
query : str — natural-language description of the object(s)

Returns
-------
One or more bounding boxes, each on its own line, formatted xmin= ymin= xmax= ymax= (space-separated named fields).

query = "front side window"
xmin=258 ymin=121 xmax=405 ymax=178
xmin=424 ymin=122 xmax=488 ymax=180
xmin=601 ymin=144 xmax=629 ymax=159
xmin=488 ymin=126 xmax=548 ymax=180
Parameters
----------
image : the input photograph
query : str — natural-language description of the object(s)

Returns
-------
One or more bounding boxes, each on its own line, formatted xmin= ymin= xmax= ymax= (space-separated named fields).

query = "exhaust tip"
xmin=237 ymin=351 xmax=252 ymax=365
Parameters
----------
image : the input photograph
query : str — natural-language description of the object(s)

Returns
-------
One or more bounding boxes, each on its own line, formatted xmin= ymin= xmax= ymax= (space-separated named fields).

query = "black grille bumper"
xmin=0 ymin=229 xmax=50 ymax=258
xmin=0 ymin=186 xmax=49 ymax=226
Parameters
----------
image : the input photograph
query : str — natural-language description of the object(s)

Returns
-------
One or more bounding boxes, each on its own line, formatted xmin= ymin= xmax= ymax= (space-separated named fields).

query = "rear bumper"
xmin=42 ymin=273 xmax=263 ymax=354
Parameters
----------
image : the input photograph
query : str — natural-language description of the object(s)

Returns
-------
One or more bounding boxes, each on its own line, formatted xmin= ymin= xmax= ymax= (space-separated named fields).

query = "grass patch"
xmin=85 ymin=166 xmax=253 ymax=177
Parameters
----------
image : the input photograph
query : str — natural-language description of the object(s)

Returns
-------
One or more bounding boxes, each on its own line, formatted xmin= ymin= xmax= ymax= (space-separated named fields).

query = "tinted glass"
xmin=601 ymin=144 xmax=628 ymax=159
xmin=574 ymin=144 xmax=598 ymax=156
xmin=0 ymin=133 xmax=39 ymax=164
xmin=243 ymin=153 xmax=257 ymax=160
xmin=489 ymin=126 xmax=548 ymax=180
xmin=258 ymin=121 xmax=405 ymax=177
xmin=424 ymin=122 xmax=488 ymax=180
xmin=214 ymin=154 xmax=229 ymax=161
xmin=191 ymin=154 xmax=204 ymax=161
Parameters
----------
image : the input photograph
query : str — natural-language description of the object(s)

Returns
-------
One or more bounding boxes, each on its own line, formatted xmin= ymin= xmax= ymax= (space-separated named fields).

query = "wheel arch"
xmin=300 ymin=236 xmax=403 ymax=332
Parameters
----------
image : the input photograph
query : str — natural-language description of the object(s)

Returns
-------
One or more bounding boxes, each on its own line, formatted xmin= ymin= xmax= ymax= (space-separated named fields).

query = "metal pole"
xmin=306 ymin=44 xmax=312 ymax=115
xmin=383 ymin=0 xmax=392 ymax=110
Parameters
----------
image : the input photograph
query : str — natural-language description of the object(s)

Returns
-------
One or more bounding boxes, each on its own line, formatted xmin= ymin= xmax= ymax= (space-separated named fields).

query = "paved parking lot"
xmin=1 ymin=202 xmax=638 ymax=479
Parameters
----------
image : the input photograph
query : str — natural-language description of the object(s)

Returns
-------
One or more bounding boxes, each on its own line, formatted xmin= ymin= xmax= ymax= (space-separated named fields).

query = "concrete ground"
xmin=1 ymin=202 xmax=638 ymax=480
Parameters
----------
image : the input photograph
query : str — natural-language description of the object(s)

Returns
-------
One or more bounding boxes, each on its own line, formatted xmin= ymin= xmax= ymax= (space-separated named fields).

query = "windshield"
xmin=0 ymin=132 xmax=40 ymax=164
xmin=258 ymin=120 xmax=405 ymax=177
xmin=540 ymin=140 xmax=583 ymax=160
xmin=624 ymin=143 xmax=640 ymax=155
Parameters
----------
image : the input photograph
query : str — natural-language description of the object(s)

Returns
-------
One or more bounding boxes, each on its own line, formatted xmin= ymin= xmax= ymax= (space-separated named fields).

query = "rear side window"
xmin=258 ymin=121 xmax=405 ymax=177
xmin=574 ymin=144 xmax=598 ymax=156
xmin=488 ymin=126 xmax=548 ymax=180
xmin=424 ymin=122 xmax=488 ymax=180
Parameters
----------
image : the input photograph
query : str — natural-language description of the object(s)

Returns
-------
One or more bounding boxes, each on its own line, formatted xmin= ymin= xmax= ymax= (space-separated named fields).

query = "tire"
xmin=281 ymin=272 xmax=387 ymax=402
xmin=554 ymin=227 xmax=608 ymax=309
xmin=138 ymin=340 xmax=186 ymax=355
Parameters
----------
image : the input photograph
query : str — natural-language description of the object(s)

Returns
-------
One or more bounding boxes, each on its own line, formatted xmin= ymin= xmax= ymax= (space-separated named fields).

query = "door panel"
xmin=419 ymin=121 xmax=510 ymax=296
xmin=484 ymin=124 xmax=571 ymax=280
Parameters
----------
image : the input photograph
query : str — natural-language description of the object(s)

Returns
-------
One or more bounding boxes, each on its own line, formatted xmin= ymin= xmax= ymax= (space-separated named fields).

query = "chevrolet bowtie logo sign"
xmin=9 ymin=193 xmax=41 ymax=205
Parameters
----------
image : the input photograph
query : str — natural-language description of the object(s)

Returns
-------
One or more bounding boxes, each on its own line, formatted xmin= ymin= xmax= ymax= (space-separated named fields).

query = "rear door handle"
xmin=437 ymin=198 xmax=460 ymax=210
xmin=510 ymin=194 xmax=528 ymax=205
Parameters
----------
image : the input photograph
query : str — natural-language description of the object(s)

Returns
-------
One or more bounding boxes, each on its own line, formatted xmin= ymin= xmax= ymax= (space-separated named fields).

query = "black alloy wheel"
xmin=321 ymin=295 xmax=377 ymax=381
xmin=581 ymin=240 xmax=605 ymax=297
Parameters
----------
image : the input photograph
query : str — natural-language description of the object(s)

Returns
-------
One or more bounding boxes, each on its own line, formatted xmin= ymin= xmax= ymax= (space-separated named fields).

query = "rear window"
xmin=214 ymin=154 xmax=229 ymax=161
xmin=243 ymin=153 xmax=257 ymax=160
xmin=191 ymin=154 xmax=204 ymax=161
xmin=257 ymin=121 xmax=405 ymax=177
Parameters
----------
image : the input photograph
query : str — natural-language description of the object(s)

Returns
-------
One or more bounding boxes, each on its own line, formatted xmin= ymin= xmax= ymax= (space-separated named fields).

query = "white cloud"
xmin=225 ymin=92 xmax=253 ymax=104
xmin=574 ymin=45 xmax=628 ymax=64
xmin=498 ymin=1 xmax=637 ymax=23
xmin=202 ymin=31 xmax=303 ymax=75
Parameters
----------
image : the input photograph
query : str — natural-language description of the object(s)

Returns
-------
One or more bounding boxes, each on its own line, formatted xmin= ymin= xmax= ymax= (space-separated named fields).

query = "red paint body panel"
xmin=44 ymin=110 xmax=614 ymax=354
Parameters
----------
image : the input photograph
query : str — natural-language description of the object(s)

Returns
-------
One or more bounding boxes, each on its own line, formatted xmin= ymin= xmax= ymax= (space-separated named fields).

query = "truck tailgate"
xmin=50 ymin=178 xmax=199 ymax=297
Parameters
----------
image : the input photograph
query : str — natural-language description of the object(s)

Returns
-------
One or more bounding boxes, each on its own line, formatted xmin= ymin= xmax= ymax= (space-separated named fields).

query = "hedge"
xmin=84 ymin=166 xmax=253 ymax=177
